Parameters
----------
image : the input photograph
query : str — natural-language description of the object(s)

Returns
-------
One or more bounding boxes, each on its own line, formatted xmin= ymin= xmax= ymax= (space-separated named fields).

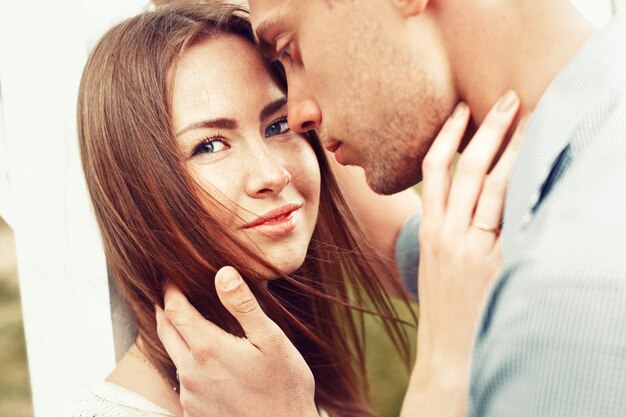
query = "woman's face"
xmin=171 ymin=35 xmax=321 ymax=277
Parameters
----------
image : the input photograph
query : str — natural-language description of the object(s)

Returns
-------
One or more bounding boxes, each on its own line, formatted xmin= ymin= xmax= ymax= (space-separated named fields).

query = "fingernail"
xmin=497 ymin=91 xmax=519 ymax=112
xmin=452 ymin=102 xmax=468 ymax=119
xmin=218 ymin=267 xmax=241 ymax=292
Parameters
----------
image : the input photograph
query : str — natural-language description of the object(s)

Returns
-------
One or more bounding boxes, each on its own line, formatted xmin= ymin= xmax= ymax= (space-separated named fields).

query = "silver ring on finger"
xmin=172 ymin=370 xmax=180 ymax=392
xmin=471 ymin=219 xmax=503 ymax=234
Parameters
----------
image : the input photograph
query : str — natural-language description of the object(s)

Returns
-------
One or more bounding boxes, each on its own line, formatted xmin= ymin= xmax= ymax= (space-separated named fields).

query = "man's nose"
xmin=287 ymin=73 xmax=322 ymax=133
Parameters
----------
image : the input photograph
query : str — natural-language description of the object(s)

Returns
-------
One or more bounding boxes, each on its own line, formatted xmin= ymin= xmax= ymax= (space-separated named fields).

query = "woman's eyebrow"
xmin=175 ymin=98 xmax=286 ymax=137
xmin=259 ymin=97 xmax=288 ymax=122
xmin=176 ymin=118 xmax=238 ymax=137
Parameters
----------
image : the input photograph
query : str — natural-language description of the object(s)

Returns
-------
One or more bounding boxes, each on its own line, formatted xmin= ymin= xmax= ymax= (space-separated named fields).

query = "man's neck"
xmin=446 ymin=1 xmax=595 ymax=123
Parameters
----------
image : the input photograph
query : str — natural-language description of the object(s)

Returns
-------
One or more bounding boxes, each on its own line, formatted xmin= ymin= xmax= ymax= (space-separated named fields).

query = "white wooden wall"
xmin=0 ymin=0 xmax=623 ymax=416
xmin=0 ymin=1 xmax=148 ymax=415
xmin=0 ymin=85 xmax=11 ymax=226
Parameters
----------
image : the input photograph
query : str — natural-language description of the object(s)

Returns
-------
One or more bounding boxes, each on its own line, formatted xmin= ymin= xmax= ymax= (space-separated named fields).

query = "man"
xmin=159 ymin=1 xmax=626 ymax=416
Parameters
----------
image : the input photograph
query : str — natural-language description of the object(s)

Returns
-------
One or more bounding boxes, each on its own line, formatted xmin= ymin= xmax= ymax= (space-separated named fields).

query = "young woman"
xmin=49 ymin=3 xmax=421 ymax=417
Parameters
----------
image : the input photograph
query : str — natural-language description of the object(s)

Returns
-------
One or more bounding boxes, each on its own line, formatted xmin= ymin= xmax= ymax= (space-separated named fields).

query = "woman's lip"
xmin=243 ymin=203 xmax=302 ymax=229
xmin=245 ymin=208 xmax=300 ymax=237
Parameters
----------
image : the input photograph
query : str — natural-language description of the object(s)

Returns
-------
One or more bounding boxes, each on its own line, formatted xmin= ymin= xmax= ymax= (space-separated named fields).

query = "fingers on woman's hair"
xmin=215 ymin=266 xmax=284 ymax=350
xmin=421 ymin=102 xmax=471 ymax=223
xmin=446 ymin=91 xmax=521 ymax=227
xmin=472 ymin=113 xmax=530 ymax=238
xmin=155 ymin=305 xmax=193 ymax=371
xmin=162 ymin=283 xmax=227 ymax=358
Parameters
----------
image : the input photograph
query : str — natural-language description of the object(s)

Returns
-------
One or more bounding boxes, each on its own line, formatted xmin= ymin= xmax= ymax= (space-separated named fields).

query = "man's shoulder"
xmin=483 ymin=76 xmax=626 ymax=333
xmin=468 ymin=15 xmax=626 ymax=417
xmin=520 ymin=88 xmax=626 ymax=282
xmin=564 ymin=77 xmax=626 ymax=171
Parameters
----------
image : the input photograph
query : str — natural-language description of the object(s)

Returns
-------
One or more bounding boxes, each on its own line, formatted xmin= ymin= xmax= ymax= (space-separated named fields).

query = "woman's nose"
xmin=245 ymin=149 xmax=292 ymax=198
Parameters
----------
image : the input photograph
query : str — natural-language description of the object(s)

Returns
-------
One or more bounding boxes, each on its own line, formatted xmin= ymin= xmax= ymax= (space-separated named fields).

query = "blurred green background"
xmin=0 ymin=215 xmax=415 ymax=417
xmin=0 ymin=217 xmax=33 ymax=417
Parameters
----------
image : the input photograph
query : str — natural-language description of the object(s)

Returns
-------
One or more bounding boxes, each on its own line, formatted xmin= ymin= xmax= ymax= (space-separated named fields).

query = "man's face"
xmin=250 ymin=0 xmax=457 ymax=194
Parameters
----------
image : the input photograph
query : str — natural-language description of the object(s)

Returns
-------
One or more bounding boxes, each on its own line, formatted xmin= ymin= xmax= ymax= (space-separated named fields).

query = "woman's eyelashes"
xmin=191 ymin=136 xmax=229 ymax=157
xmin=265 ymin=116 xmax=290 ymax=138
xmin=189 ymin=116 xmax=290 ymax=158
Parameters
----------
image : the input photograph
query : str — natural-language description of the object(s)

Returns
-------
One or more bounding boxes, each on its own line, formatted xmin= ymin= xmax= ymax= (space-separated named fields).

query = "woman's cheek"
xmin=188 ymin=161 xmax=243 ymax=223
xmin=285 ymin=139 xmax=321 ymax=201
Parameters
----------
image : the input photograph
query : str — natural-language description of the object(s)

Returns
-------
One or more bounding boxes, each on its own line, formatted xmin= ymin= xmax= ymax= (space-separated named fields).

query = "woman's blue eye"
xmin=265 ymin=117 xmax=290 ymax=138
xmin=192 ymin=138 xmax=228 ymax=157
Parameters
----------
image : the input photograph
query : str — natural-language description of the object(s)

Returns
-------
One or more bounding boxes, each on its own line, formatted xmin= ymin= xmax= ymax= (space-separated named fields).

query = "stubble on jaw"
xmin=361 ymin=103 xmax=450 ymax=196
xmin=329 ymin=17 xmax=453 ymax=195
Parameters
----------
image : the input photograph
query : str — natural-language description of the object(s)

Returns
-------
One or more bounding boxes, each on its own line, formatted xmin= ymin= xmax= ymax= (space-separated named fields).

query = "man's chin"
xmin=364 ymin=164 xmax=423 ymax=196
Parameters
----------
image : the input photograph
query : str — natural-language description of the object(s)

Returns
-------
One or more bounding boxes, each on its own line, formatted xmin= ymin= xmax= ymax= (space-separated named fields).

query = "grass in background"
xmin=0 ymin=283 xmax=32 ymax=417
xmin=366 ymin=302 xmax=417 ymax=417
xmin=0 ymin=218 xmax=33 ymax=417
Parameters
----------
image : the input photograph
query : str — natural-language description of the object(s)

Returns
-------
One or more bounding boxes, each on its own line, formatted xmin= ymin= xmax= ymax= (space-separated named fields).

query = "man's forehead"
xmin=248 ymin=0 xmax=287 ymax=15
xmin=249 ymin=0 xmax=295 ymax=27
xmin=249 ymin=0 xmax=298 ymax=52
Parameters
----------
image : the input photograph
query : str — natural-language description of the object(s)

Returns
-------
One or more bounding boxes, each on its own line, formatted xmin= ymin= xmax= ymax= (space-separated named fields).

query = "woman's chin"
xmin=256 ymin=254 xmax=307 ymax=281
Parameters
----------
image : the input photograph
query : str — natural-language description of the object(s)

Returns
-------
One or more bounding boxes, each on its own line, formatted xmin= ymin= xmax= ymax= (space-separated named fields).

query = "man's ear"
xmin=390 ymin=0 xmax=429 ymax=17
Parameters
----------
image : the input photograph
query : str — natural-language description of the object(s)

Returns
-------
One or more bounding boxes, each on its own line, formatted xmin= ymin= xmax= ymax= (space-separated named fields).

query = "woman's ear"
xmin=390 ymin=0 xmax=429 ymax=17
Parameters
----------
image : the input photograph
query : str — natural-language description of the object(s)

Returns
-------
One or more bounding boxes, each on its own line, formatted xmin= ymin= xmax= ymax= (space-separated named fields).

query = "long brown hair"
xmin=78 ymin=4 xmax=414 ymax=416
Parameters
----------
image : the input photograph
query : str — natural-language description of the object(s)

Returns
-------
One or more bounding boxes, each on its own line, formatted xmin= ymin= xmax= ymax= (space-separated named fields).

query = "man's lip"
xmin=334 ymin=145 xmax=350 ymax=166
xmin=324 ymin=141 xmax=342 ymax=153
xmin=242 ymin=203 xmax=303 ymax=229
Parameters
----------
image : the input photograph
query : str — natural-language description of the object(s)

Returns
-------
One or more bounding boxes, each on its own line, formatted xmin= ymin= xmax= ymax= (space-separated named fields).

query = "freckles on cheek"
xmin=188 ymin=163 xmax=243 ymax=220
xmin=288 ymin=142 xmax=321 ymax=199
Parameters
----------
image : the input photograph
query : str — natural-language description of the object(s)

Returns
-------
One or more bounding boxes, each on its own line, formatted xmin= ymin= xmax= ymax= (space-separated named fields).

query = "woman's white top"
xmin=46 ymin=381 xmax=330 ymax=417
xmin=45 ymin=382 xmax=175 ymax=417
